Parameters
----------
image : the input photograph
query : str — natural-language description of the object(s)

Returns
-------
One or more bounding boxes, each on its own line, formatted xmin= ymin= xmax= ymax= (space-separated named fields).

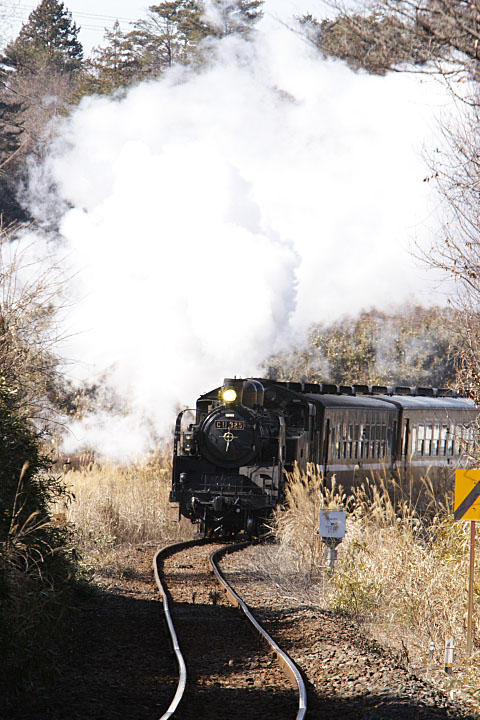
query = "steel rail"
xmin=153 ymin=537 xmax=214 ymax=720
xmin=210 ymin=543 xmax=308 ymax=720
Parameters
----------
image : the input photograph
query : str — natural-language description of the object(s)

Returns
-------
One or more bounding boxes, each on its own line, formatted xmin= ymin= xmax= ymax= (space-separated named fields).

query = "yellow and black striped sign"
xmin=454 ymin=470 xmax=480 ymax=521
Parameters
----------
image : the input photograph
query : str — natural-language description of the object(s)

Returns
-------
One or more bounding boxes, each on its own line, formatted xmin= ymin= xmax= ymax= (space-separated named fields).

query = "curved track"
xmin=154 ymin=538 xmax=307 ymax=719
xmin=210 ymin=542 xmax=307 ymax=719
xmin=153 ymin=538 xmax=212 ymax=719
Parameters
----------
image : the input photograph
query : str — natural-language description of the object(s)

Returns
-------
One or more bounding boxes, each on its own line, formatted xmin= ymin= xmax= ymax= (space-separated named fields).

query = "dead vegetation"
xmin=255 ymin=464 xmax=480 ymax=703
xmin=54 ymin=452 xmax=193 ymax=575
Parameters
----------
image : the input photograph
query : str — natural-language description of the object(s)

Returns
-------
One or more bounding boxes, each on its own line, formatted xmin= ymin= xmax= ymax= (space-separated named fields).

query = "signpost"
xmin=454 ymin=469 xmax=480 ymax=656
xmin=319 ymin=509 xmax=347 ymax=570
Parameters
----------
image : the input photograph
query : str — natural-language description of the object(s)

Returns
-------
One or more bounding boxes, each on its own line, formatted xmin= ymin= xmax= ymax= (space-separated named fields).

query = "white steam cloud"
xmin=22 ymin=7 xmax=452 ymax=458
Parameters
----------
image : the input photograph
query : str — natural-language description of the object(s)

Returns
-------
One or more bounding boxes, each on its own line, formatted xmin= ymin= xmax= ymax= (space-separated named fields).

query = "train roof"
xmin=378 ymin=395 xmax=475 ymax=410
xmin=304 ymin=393 xmax=398 ymax=410
xmin=199 ymin=378 xmax=477 ymax=412
xmin=303 ymin=392 xmax=475 ymax=412
xmin=259 ymin=379 xmax=476 ymax=409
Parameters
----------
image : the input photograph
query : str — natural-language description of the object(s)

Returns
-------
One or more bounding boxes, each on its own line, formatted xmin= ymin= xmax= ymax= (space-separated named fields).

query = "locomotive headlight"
xmin=222 ymin=388 xmax=237 ymax=403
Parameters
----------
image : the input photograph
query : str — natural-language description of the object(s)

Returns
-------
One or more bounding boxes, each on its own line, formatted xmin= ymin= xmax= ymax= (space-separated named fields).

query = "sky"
xmin=2 ymin=0 xmax=321 ymax=53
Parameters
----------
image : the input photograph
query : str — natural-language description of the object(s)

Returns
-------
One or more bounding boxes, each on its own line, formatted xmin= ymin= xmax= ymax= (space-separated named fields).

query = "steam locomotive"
xmin=170 ymin=377 xmax=478 ymax=535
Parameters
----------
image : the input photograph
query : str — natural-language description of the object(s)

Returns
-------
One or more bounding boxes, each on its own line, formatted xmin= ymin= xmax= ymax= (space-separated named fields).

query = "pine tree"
xmin=88 ymin=21 xmax=143 ymax=92
xmin=120 ymin=0 xmax=264 ymax=80
xmin=0 ymin=76 xmax=23 ymax=164
xmin=128 ymin=1 xmax=209 ymax=72
xmin=0 ymin=66 xmax=27 ymax=224
xmin=204 ymin=0 xmax=263 ymax=37
xmin=3 ymin=0 xmax=83 ymax=74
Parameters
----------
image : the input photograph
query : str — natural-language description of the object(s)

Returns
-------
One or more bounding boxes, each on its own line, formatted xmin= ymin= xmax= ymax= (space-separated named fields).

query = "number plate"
xmin=215 ymin=420 xmax=245 ymax=430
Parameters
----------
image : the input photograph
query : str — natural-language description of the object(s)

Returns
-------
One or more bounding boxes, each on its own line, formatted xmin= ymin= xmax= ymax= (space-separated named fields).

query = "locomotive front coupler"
xmin=188 ymin=494 xmax=238 ymax=519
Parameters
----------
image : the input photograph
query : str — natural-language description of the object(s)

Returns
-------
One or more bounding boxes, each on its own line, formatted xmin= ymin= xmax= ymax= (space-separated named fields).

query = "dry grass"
xmin=271 ymin=464 xmax=352 ymax=572
xmin=269 ymin=464 xmax=480 ymax=702
xmin=53 ymin=451 xmax=193 ymax=570
xmin=50 ymin=452 xmax=480 ymax=699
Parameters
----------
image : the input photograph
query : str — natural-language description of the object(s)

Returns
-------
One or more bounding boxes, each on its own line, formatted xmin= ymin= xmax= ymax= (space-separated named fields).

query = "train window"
xmin=454 ymin=426 xmax=461 ymax=455
xmin=448 ymin=425 xmax=455 ymax=455
xmin=440 ymin=425 xmax=448 ymax=456
xmin=286 ymin=404 xmax=308 ymax=430
xmin=378 ymin=424 xmax=384 ymax=458
xmin=353 ymin=424 xmax=360 ymax=458
xmin=433 ymin=425 xmax=440 ymax=456
xmin=463 ymin=425 xmax=473 ymax=451
xmin=417 ymin=424 xmax=425 ymax=455
xmin=469 ymin=424 xmax=476 ymax=448
xmin=370 ymin=424 xmax=376 ymax=458
xmin=425 ymin=425 xmax=433 ymax=456
xmin=456 ymin=425 xmax=470 ymax=455
xmin=363 ymin=425 xmax=370 ymax=459
xmin=410 ymin=426 xmax=418 ymax=457
xmin=466 ymin=425 xmax=471 ymax=446
xmin=330 ymin=425 xmax=336 ymax=457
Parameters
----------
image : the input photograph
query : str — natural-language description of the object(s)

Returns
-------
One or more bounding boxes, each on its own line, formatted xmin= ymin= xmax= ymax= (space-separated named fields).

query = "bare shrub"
xmin=0 ymin=225 xmax=69 ymax=428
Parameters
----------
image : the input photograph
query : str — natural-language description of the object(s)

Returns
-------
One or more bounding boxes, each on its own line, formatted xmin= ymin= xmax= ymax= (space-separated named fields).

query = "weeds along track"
xmin=154 ymin=538 xmax=306 ymax=720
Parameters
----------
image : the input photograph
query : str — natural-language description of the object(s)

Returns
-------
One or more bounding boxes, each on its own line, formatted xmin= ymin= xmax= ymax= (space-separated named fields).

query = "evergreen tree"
xmin=122 ymin=0 xmax=264 ymax=80
xmin=0 ymin=67 xmax=27 ymax=224
xmin=3 ymin=0 xmax=83 ymax=74
xmin=86 ymin=1 xmax=265 ymax=91
xmin=128 ymin=1 xmax=209 ymax=72
xmin=0 ymin=76 xmax=23 ymax=165
xmin=204 ymin=0 xmax=263 ymax=37
xmin=88 ymin=21 xmax=143 ymax=92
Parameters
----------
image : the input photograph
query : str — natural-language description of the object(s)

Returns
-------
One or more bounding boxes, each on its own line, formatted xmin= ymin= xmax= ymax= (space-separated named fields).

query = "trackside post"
xmin=454 ymin=469 xmax=480 ymax=657
xmin=319 ymin=509 xmax=347 ymax=571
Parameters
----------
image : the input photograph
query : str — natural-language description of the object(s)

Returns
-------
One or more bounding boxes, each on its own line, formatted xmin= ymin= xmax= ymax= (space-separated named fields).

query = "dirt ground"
xmin=4 ymin=541 xmax=479 ymax=720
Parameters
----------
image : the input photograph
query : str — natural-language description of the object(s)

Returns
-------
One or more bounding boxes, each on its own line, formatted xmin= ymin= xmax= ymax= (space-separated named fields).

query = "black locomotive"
xmin=170 ymin=377 xmax=478 ymax=535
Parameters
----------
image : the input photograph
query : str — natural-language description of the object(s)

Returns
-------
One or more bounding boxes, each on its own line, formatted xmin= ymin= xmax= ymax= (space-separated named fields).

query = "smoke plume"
xmin=21 ymin=6 xmax=452 ymax=458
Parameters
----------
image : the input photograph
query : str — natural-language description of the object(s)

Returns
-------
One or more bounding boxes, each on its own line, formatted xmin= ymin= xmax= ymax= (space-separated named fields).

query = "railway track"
xmin=154 ymin=538 xmax=307 ymax=719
